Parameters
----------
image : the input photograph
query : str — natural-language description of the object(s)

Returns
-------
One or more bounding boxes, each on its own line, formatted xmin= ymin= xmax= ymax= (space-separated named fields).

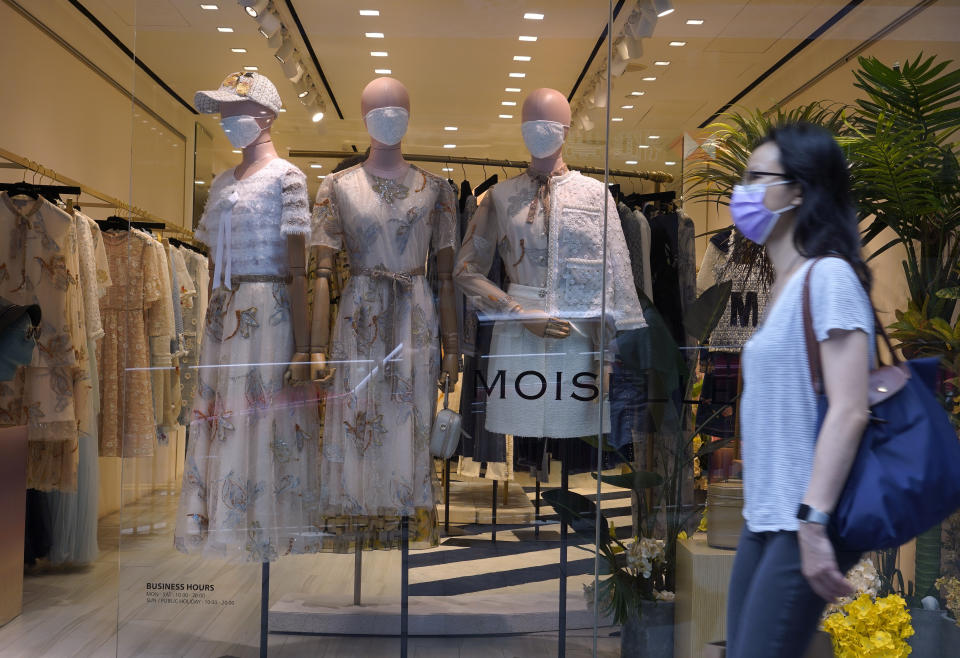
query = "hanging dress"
xmin=311 ymin=163 xmax=457 ymax=552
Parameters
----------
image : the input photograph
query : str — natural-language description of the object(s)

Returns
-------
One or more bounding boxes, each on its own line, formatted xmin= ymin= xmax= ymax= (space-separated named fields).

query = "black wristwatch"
xmin=796 ymin=503 xmax=830 ymax=526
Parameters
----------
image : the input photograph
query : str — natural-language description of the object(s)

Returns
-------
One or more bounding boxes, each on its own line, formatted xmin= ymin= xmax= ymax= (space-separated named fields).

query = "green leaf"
xmin=541 ymin=488 xmax=610 ymax=544
xmin=936 ymin=287 xmax=960 ymax=300
xmin=683 ymin=281 xmax=734 ymax=344
xmin=591 ymin=470 xmax=664 ymax=492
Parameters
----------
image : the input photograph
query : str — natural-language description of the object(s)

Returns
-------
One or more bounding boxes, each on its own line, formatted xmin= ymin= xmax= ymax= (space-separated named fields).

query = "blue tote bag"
xmin=802 ymin=259 xmax=960 ymax=552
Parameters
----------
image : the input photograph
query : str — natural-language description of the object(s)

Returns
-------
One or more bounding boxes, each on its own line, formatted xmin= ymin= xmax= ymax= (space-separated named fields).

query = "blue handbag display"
xmin=0 ymin=297 xmax=41 ymax=382
xmin=802 ymin=259 xmax=960 ymax=551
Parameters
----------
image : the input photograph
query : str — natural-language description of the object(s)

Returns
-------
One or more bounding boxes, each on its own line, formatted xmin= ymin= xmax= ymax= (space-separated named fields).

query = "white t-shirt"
xmin=740 ymin=257 xmax=874 ymax=532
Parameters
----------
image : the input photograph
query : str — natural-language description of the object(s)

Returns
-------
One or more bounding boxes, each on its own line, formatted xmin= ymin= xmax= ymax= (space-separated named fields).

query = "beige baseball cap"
xmin=194 ymin=71 xmax=283 ymax=115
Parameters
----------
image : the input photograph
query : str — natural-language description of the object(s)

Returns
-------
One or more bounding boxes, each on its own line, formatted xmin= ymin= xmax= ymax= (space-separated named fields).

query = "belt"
xmin=350 ymin=265 xmax=426 ymax=395
xmin=224 ymin=274 xmax=292 ymax=288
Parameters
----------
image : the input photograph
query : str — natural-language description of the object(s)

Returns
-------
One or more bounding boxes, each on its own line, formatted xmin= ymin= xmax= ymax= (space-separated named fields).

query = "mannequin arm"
xmin=284 ymin=233 xmax=311 ymax=384
xmin=437 ymin=247 xmax=460 ymax=388
xmin=309 ymin=245 xmax=334 ymax=384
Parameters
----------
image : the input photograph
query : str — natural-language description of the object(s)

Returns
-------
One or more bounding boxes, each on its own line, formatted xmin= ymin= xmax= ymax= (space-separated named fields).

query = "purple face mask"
xmin=730 ymin=181 xmax=797 ymax=244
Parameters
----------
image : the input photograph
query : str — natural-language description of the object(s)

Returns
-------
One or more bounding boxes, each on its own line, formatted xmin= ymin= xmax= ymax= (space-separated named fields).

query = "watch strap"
xmin=797 ymin=503 xmax=830 ymax=525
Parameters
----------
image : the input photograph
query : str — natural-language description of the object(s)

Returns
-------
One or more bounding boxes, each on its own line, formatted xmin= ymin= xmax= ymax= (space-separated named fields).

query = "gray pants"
xmin=726 ymin=527 xmax=861 ymax=658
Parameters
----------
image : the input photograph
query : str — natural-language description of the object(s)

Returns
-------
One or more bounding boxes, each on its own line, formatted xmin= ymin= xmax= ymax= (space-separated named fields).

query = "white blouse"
xmin=195 ymin=158 xmax=310 ymax=289
xmin=454 ymin=169 xmax=645 ymax=332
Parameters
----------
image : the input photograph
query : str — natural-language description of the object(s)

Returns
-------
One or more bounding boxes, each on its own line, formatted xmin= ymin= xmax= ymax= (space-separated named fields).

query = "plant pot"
xmin=908 ymin=608 xmax=960 ymax=657
xmin=621 ymin=600 xmax=675 ymax=658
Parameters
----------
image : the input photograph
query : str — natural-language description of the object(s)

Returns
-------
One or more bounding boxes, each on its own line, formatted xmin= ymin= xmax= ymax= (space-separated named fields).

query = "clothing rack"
xmin=168 ymin=237 xmax=208 ymax=256
xmin=0 ymin=147 xmax=192 ymax=238
xmin=288 ymin=149 xmax=674 ymax=184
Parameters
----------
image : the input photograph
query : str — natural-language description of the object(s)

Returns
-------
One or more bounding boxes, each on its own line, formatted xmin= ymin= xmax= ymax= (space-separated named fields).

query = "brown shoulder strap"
xmin=802 ymin=257 xmax=897 ymax=395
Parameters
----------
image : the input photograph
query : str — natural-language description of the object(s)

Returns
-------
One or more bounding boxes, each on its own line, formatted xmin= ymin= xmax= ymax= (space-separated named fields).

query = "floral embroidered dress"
xmin=174 ymin=157 xmax=321 ymax=562
xmin=311 ymin=163 xmax=457 ymax=551
xmin=0 ymin=193 xmax=90 ymax=491
xmin=454 ymin=169 xmax=645 ymax=438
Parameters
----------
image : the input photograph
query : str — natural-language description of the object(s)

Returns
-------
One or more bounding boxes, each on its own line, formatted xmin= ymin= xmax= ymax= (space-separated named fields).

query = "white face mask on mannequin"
xmin=521 ymin=120 xmax=567 ymax=158
xmin=219 ymin=115 xmax=266 ymax=149
xmin=364 ymin=106 xmax=410 ymax=146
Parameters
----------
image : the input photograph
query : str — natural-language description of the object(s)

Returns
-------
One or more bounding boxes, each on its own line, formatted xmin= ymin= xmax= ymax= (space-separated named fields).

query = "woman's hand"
xmin=797 ymin=523 xmax=853 ymax=602
xmin=285 ymin=352 xmax=311 ymax=386
xmin=440 ymin=353 xmax=460 ymax=390
xmin=515 ymin=308 xmax=571 ymax=339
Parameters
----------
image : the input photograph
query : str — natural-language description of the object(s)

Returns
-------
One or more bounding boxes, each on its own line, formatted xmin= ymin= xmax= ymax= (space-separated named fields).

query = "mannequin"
xmin=454 ymin=88 xmax=644 ymax=440
xmin=175 ymin=72 xmax=320 ymax=562
xmin=307 ymin=77 xmax=460 ymax=552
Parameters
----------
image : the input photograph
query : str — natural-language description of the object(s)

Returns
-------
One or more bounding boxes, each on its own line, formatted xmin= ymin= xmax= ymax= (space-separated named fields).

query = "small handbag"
xmin=802 ymin=259 xmax=960 ymax=551
xmin=430 ymin=375 xmax=468 ymax=460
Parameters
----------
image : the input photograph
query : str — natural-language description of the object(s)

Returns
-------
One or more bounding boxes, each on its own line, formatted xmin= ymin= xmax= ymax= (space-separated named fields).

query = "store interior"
xmin=1 ymin=0 xmax=958 ymax=656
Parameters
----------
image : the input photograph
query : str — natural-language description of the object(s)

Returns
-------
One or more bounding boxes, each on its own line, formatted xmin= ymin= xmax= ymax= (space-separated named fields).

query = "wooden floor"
xmin=0 ymin=474 xmax=626 ymax=657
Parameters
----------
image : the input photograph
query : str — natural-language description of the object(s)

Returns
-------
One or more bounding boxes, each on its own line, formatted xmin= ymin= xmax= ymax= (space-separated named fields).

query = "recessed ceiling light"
xmin=642 ymin=77 xmax=656 ymax=81
xmin=638 ymin=144 xmax=650 ymax=149
xmin=443 ymin=144 xmax=456 ymax=149
xmin=655 ymin=61 xmax=670 ymax=66
xmin=442 ymin=167 xmax=454 ymax=172
xmin=370 ymin=51 xmax=388 ymax=57
xmin=359 ymin=9 xmax=379 ymax=16
xmin=232 ymin=149 xmax=241 ymax=154
xmin=625 ymin=160 xmax=638 ymax=165
xmin=278 ymin=108 xmax=286 ymax=112
xmin=665 ymin=161 xmax=676 ymax=165
xmin=501 ymin=101 xmax=517 ymax=106
xmin=658 ymin=9 xmax=674 ymax=17
xmin=194 ymin=180 xmax=205 ymax=185
xmin=513 ymin=55 xmax=531 ymax=62
xmin=519 ymin=35 xmax=537 ymax=42
xmin=217 ymin=27 xmax=233 ymax=32
xmin=317 ymin=175 xmax=326 ymax=179
xmin=648 ymin=135 xmax=660 ymax=139
xmin=243 ymin=65 xmax=258 ymax=71
xmin=200 ymin=4 xmax=218 ymax=10
xmin=509 ymin=72 xmax=526 ymax=78
xmin=686 ymin=19 xmax=704 ymax=25
xmin=231 ymin=48 xmax=247 ymax=53
xmin=621 ymin=105 xmax=634 ymax=109
xmin=505 ymin=87 xmax=521 ymax=92
xmin=630 ymin=91 xmax=645 ymax=96
xmin=524 ymin=12 xmax=544 ymax=20
xmin=374 ymin=68 xmax=392 ymax=74
xmin=612 ymin=117 xmax=624 ymax=122
xmin=310 ymin=163 xmax=323 ymax=169
xmin=499 ymin=114 xmax=513 ymax=119
xmin=669 ymin=41 xmax=687 ymax=47
xmin=444 ymin=126 xmax=458 ymax=131
xmin=365 ymin=32 xmax=384 ymax=38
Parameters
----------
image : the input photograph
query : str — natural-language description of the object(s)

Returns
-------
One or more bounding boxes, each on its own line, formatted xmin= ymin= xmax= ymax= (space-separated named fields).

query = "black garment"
xmin=710 ymin=229 xmax=732 ymax=253
xmin=458 ymin=316 xmax=507 ymax=463
xmin=24 ymin=489 xmax=52 ymax=566
xmin=698 ymin=351 xmax=740 ymax=439
xmin=648 ymin=211 xmax=685 ymax=347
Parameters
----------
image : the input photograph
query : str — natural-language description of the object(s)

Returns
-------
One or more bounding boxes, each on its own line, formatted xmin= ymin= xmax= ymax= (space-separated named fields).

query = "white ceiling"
xmin=81 ymin=0 xmax=960 ymax=193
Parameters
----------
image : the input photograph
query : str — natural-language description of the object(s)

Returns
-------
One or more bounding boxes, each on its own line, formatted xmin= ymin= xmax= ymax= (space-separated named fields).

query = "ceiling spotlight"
xmin=317 ymin=175 xmax=326 ymax=179
xmin=310 ymin=163 xmax=323 ymax=169
xmin=499 ymin=114 xmax=513 ymax=119
xmin=513 ymin=55 xmax=531 ymax=62
xmin=274 ymin=37 xmax=295 ymax=64
xmin=200 ymin=4 xmax=218 ymax=9
xmin=442 ymin=167 xmax=454 ymax=172
xmin=505 ymin=87 xmax=521 ymax=92
xmin=266 ymin=28 xmax=283 ymax=49
xmin=370 ymin=51 xmax=388 ymax=57
xmin=648 ymin=135 xmax=660 ymax=139
xmin=630 ymin=91 xmax=645 ymax=96
xmin=293 ymin=75 xmax=311 ymax=96
xmin=443 ymin=144 xmax=456 ymax=149
xmin=444 ymin=126 xmax=458 ymax=131
xmin=638 ymin=144 xmax=650 ymax=149
xmin=256 ymin=11 xmax=281 ymax=39
xmin=653 ymin=0 xmax=674 ymax=18
xmin=231 ymin=48 xmax=247 ymax=53
xmin=509 ymin=72 xmax=526 ymax=78
xmin=243 ymin=65 xmax=258 ymax=71
xmin=523 ymin=12 xmax=544 ymax=20
xmin=501 ymin=101 xmax=517 ymax=106
xmin=282 ymin=57 xmax=304 ymax=82
xmin=625 ymin=160 xmax=638 ymax=165
xmin=365 ymin=32 xmax=385 ymax=38
xmin=686 ymin=19 xmax=704 ymax=25
xmin=359 ymin=9 xmax=379 ymax=16
xmin=300 ymin=88 xmax=317 ymax=105
xmin=612 ymin=117 xmax=624 ymax=122
xmin=240 ymin=0 xmax=269 ymax=18
xmin=665 ymin=160 xmax=676 ymax=165
xmin=311 ymin=102 xmax=325 ymax=123
xmin=217 ymin=26 xmax=233 ymax=33
xmin=621 ymin=105 xmax=634 ymax=109
xmin=669 ymin=41 xmax=686 ymax=47
xmin=642 ymin=77 xmax=656 ymax=81
xmin=374 ymin=68 xmax=392 ymax=75
xmin=519 ymin=35 xmax=537 ymax=42
xmin=232 ymin=149 xmax=242 ymax=154
xmin=655 ymin=61 xmax=670 ymax=66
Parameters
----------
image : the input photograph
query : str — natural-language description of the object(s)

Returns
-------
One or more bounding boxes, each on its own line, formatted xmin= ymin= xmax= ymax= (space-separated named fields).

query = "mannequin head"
xmin=220 ymin=99 xmax=275 ymax=149
xmin=521 ymin=88 xmax=571 ymax=128
xmin=360 ymin=77 xmax=411 ymax=116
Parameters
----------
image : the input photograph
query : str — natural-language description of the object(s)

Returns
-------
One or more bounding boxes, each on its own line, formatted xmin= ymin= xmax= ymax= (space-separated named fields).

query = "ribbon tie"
xmin=525 ymin=164 xmax=569 ymax=236
xmin=213 ymin=189 xmax=240 ymax=290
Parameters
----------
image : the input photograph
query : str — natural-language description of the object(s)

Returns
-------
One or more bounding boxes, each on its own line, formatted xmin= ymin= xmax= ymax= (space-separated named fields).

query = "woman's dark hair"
xmin=758 ymin=122 xmax=871 ymax=292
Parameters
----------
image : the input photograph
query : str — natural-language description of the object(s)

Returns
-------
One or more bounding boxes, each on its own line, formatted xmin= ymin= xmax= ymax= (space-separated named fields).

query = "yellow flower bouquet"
xmin=823 ymin=593 xmax=914 ymax=658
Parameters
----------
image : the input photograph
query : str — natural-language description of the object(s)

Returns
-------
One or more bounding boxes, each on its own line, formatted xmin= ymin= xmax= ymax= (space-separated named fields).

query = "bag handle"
xmin=442 ymin=373 xmax=450 ymax=411
xmin=801 ymin=257 xmax=898 ymax=395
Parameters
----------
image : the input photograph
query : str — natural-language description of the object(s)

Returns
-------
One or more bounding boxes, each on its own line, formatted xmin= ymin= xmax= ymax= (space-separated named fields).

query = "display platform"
xmin=438 ymin=479 xmax=537 ymax=525
xmin=269 ymin=590 xmax=612 ymax=636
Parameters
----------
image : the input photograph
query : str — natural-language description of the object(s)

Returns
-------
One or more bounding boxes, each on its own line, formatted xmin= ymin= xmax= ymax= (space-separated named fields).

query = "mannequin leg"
xmin=558 ymin=439 xmax=569 ymax=658
xmin=260 ymin=561 xmax=269 ymax=658
xmin=401 ymin=515 xmax=409 ymax=658
xmin=491 ymin=481 xmax=498 ymax=543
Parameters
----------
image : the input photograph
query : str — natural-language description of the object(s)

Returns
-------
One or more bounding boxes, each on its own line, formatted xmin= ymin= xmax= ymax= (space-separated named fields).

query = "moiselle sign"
xmin=476 ymin=369 xmax=600 ymax=402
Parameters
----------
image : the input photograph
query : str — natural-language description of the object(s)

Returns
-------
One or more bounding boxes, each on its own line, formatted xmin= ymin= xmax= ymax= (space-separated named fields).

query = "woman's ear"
xmin=790 ymin=182 xmax=803 ymax=208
